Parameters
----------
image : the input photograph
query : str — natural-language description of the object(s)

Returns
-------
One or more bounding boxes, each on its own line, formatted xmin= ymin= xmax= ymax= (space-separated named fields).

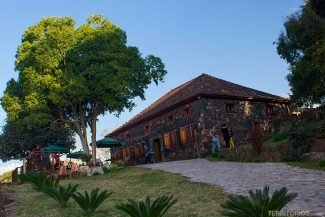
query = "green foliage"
xmin=16 ymin=173 xmax=31 ymax=184
xmin=92 ymin=172 xmax=101 ymax=176
xmin=42 ymin=183 xmax=78 ymax=208
xmin=221 ymin=186 xmax=297 ymax=217
xmin=319 ymin=160 xmax=325 ymax=167
xmin=112 ymin=160 xmax=125 ymax=168
xmin=72 ymin=188 xmax=112 ymax=216
xmin=271 ymin=133 xmax=288 ymax=143
xmin=23 ymin=172 xmax=59 ymax=191
xmin=311 ymin=0 xmax=325 ymax=18
xmin=210 ymin=152 xmax=226 ymax=160
xmin=116 ymin=195 xmax=177 ymax=217
xmin=276 ymin=2 xmax=325 ymax=107
xmin=80 ymin=154 xmax=92 ymax=163
xmin=101 ymin=166 xmax=109 ymax=174
xmin=283 ymin=127 xmax=310 ymax=161
xmin=107 ymin=164 xmax=122 ymax=172
xmin=1 ymin=14 xmax=167 ymax=162
xmin=0 ymin=120 xmax=75 ymax=161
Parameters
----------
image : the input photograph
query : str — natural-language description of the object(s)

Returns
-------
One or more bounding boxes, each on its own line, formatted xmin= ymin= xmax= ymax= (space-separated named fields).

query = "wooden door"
xmin=154 ymin=139 xmax=161 ymax=163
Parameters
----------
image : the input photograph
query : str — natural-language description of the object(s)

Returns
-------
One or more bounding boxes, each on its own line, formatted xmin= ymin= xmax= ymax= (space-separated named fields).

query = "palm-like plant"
xmin=29 ymin=172 xmax=59 ymax=191
xmin=72 ymin=188 xmax=112 ymax=216
xmin=42 ymin=183 xmax=78 ymax=208
xmin=116 ymin=195 xmax=177 ymax=217
xmin=221 ymin=186 xmax=297 ymax=217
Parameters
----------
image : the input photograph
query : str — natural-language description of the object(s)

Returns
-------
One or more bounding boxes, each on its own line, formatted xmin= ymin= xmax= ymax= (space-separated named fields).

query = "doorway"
xmin=153 ymin=138 xmax=162 ymax=163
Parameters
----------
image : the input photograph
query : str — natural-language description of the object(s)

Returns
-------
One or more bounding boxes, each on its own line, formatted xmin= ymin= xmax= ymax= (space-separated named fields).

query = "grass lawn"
xmin=13 ymin=167 xmax=226 ymax=217
xmin=286 ymin=161 xmax=325 ymax=171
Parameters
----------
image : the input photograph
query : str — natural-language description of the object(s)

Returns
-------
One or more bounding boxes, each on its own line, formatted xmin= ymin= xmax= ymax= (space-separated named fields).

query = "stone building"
xmin=108 ymin=74 xmax=290 ymax=164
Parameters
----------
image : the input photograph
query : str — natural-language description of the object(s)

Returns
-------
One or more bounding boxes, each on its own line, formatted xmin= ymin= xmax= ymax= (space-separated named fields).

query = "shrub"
xmin=210 ymin=152 xmax=225 ymax=159
xmin=108 ymin=164 xmax=121 ymax=172
xmin=283 ymin=127 xmax=310 ymax=161
xmin=112 ymin=160 xmax=125 ymax=168
xmin=42 ymin=183 xmax=78 ymax=208
xmin=102 ymin=166 xmax=109 ymax=174
xmin=116 ymin=195 xmax=177 ymax=217
xmin=221 ymin=186 xmax=297 ymax=217
xmin=72 ymin=188 xmax=112 ymax=216
xmin=319 ymin=160 xmax=325 ymax=167
xmin=271 ymin=133 xmax=288 ymax=142
xmin=92 ymin=172 xmax=101 ymax=176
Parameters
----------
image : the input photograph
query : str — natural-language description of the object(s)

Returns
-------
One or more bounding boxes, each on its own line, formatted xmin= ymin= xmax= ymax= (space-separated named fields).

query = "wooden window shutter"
xmin=180 ymin=127 xmax=187 ymax=144
xmin=164 ymin=133 xmax=171 ymax=148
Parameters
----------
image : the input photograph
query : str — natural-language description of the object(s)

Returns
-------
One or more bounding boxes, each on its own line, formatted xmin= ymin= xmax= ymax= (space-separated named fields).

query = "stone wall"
xmin=112 ymin=97 xmax=289 ymax=164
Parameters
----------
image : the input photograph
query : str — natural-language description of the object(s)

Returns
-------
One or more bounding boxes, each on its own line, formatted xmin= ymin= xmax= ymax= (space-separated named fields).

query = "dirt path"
xmin=1 ymin=186 xmax=16 ymax=217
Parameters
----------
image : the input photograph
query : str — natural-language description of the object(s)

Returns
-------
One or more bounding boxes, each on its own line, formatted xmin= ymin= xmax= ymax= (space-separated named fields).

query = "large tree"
xmin=276 ymin=1 xmax=325 ymax=107
xmin=1 ymin=15 xmax=167 ymax=164
xmin=0 ymin=120 xmax=75 ymax=162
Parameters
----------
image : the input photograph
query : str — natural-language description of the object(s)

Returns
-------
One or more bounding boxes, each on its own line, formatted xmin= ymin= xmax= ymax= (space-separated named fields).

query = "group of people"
xmin=210 ymin=123 xmax=235 ymax=153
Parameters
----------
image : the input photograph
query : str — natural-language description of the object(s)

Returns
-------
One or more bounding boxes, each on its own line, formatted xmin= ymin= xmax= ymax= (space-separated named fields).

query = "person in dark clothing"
xmin=221 ymin=123 xmax=230 ymax=148
xmin=144 ymin=145 xmax=153 ymax=164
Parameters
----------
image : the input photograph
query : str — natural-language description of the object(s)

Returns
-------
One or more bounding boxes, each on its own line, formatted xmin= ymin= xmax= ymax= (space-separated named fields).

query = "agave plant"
xmin=29 ymin=172 xmax=56 ymax=191
xmin=72 ymin=188 xmax=112 ymax=216
xmin=42 ymin=183 xmax=78 ymax=208
xmin=221 ymin=186 xmax=297 ymax=217
xmin=116 ymin=195 xmax=177 ymax=217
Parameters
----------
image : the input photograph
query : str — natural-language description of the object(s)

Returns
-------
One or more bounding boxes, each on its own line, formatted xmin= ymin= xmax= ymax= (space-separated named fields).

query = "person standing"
xmin=229 ymin=128 xmax=235 ymax=149
xmin=144 ymin=145 xmax=153 ymax=164
xmin=210 ymin=126 xmax=220 ymax=153
xmin=221 ymin=123 xmax=230 ymax=148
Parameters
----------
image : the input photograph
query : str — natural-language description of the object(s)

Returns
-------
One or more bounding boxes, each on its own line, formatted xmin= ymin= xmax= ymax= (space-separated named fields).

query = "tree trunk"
xmin=74 ymin=123 xmax=90 ymax=155
xmin=91 ymin=118 xmax=97 ymax=166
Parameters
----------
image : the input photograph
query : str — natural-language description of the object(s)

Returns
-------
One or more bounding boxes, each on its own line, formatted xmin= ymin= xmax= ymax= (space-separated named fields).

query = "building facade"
xmin=108 ymin=74 xmax=290 ymax=164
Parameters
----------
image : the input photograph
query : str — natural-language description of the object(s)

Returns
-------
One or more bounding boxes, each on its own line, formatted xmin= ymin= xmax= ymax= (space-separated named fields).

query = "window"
xmin=183 ymin=107 xmax=190 ymax=117
xmin=126 ymin=133 xmax=131 ymax=140
xmin=180 ymin=124 xmax=195 ymax=145
xmin=266 ymin=105 xmax=274 ymax=114
xmin=226 ymin=104 xmax=235 ymax=112
xmin=144 ymin=125 xmax=150 ymax=134
xmin=167 ymin=115 xmax=174 ymax=123
xmin=164 ymin=131 xmax=178 ymax=148
xmin=135 ymin=143 xmax=144 ymax=158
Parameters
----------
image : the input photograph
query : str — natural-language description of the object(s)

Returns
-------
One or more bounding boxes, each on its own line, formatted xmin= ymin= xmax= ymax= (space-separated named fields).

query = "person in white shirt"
xmin=210 ymin=126 xmax=220 ymax=153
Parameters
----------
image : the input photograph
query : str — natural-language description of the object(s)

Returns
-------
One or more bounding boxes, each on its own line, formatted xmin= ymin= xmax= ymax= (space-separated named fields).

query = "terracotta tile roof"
xmin=108 ymin=73 xmax=289 ymax=136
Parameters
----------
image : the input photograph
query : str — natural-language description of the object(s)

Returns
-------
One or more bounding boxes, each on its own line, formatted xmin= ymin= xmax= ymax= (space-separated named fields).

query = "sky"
xmin=0 ymin=0 xmax=304 ymax=174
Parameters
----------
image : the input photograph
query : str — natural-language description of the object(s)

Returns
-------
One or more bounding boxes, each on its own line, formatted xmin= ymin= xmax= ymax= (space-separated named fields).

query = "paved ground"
xmin=139 ymin=159 xmax=325 ymax=216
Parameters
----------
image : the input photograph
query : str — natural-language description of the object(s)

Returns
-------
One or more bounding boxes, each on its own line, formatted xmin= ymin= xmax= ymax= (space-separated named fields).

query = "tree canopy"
xmin=1 ymin=15 xmax=167 ymax=164
xmin=0 ymin=120 xmax=75 ymax=162
xmin=276 ymin=0 xmax=325 ymax=107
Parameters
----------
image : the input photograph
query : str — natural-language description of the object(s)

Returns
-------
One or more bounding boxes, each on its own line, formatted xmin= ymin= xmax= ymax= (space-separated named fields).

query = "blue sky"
xmin=0 ymin=0 xmax=304 ymax=172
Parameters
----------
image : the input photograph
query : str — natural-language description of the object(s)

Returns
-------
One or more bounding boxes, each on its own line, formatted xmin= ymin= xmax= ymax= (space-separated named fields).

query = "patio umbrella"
xmin=66 ymin=150 xmax=85 ymax=159
xmin=40 ymin=145 xmax=70 ymax=153
xmin=91 ymin=137 xmax=125 ymax=148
